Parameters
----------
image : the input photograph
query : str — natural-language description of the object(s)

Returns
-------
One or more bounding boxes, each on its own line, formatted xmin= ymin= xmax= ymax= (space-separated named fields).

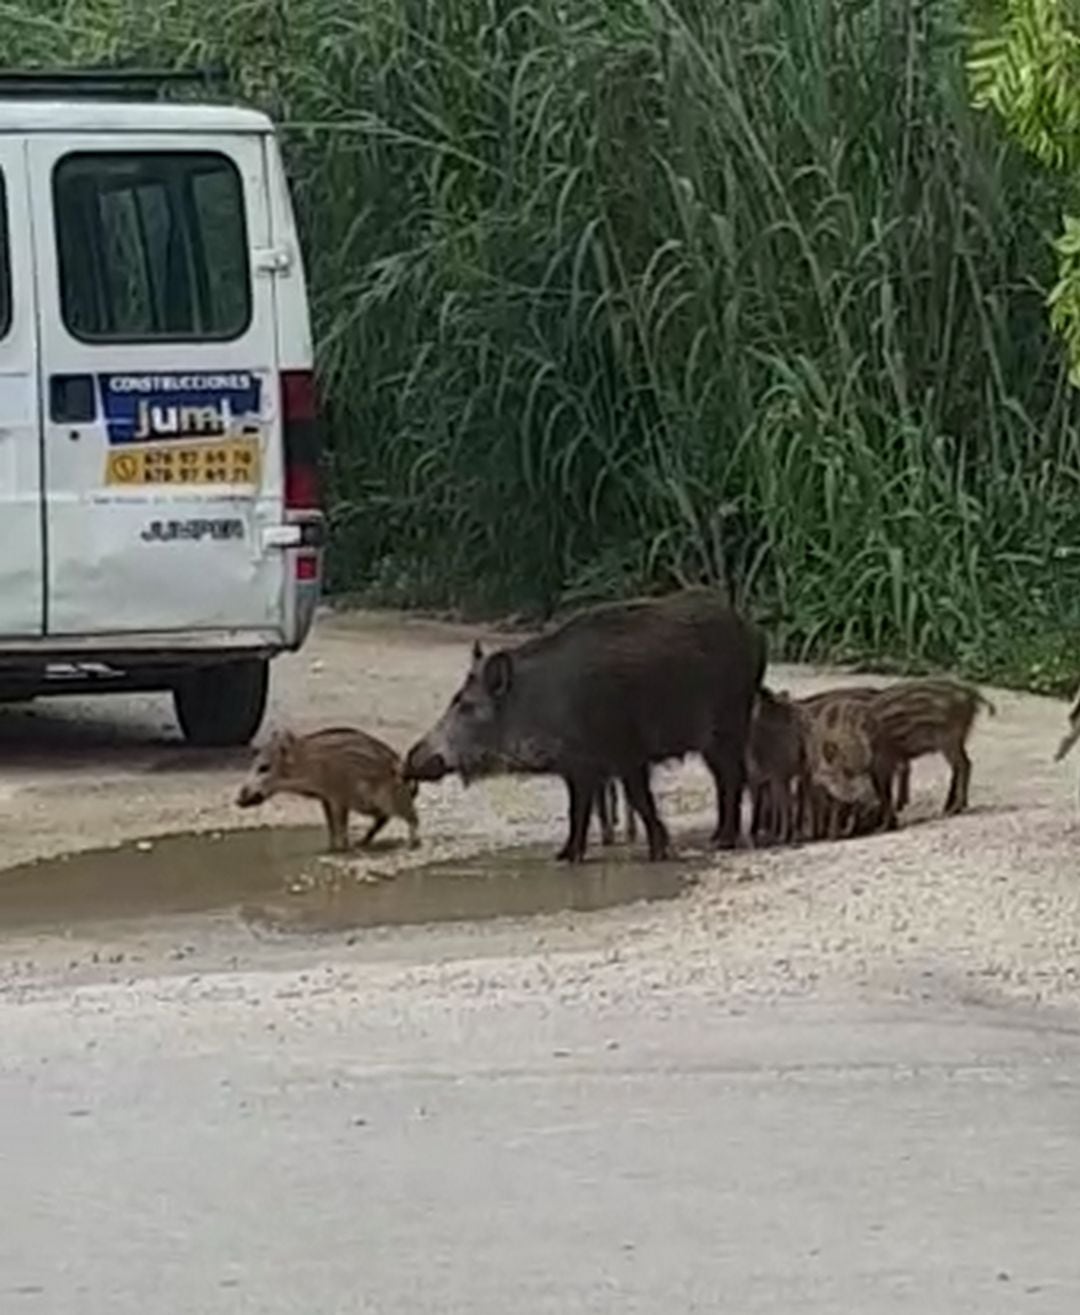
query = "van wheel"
xmin=173 ymin=659 xmax=269 ymax=747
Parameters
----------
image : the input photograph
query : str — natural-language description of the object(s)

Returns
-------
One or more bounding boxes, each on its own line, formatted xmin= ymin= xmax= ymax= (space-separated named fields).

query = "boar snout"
xmin=402 ymin=742 xmax=448 ymax=782
xmin=235 ymin=783 xmax=266 ymax=808
xmin=820 ymin=771 xmax=875 ymax=806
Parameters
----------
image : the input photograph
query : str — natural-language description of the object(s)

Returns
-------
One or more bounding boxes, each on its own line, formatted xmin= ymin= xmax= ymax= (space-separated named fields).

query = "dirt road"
xmin=0 ymin=608 xmax=1078 ymax=1011
xmin=7 ymin=610 xmax=1080 ymax=1313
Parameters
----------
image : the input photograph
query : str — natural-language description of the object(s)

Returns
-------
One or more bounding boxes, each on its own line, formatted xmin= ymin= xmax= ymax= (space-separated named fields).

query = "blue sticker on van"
xmin=99 ymin=372 xmax=262 ymax=445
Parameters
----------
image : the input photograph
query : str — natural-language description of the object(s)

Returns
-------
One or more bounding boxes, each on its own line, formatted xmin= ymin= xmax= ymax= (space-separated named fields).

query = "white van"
xmin=0 ymin=78 xmax=323 ymax=746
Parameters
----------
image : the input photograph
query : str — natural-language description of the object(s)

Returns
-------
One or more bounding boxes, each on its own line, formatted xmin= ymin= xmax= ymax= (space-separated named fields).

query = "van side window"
xmin=52 ymin=151 xmax=250 ymax=342
xmin=0 ymin=170 xmax=11 ymax=340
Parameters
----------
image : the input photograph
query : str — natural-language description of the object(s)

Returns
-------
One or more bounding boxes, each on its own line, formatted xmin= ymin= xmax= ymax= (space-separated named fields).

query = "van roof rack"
xmin=0 ymin=67 xmax=230 ymax=101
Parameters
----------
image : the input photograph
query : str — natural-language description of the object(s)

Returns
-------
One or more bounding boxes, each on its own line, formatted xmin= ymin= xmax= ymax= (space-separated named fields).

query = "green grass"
xmin=4 ymin=0 xmax=1080 ymax=697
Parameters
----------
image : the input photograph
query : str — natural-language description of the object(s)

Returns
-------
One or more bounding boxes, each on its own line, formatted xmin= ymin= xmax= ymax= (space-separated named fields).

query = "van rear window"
xmin=53 ymin=151 xmax=250 ymax=342
xmin=0 ymin=170 xmax=11 ymax=340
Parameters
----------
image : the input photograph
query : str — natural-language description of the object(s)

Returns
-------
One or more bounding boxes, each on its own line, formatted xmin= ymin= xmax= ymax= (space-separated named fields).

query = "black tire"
xmin=173 ymin=658 xmax=269 ymax=748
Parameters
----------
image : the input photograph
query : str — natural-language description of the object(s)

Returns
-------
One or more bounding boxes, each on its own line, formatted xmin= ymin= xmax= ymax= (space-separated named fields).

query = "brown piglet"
xmin=867 ymin=678 xmax=994 ymax=816
xmin=746 ymin=687 xmax=805 ymax=845
xmin=235 ymin=726 xmax=420 ymax=853
xmin=797 ymin=686 xmax=911 ymax=827
xmin=800 ymin=693 xmax=892 ymax=839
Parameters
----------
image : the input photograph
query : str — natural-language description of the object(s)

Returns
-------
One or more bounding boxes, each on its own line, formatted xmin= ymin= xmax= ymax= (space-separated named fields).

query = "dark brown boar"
xmin=746 ymin=687 xmax=805 ymax=845
xmin=236 ymin=726 xmax=420 ymax=853
xmin=402 ymin=588 xmax=766 ymax=863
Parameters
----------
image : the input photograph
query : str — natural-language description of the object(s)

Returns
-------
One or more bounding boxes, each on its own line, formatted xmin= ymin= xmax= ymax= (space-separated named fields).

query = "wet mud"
xmin=0 ymin=826 xmax=702 ymax=936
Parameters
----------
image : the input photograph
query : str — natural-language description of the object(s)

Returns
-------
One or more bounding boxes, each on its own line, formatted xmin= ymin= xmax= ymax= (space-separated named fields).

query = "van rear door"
xmin=0 ymin=138 xmax=43 ymax=637
xmin=28 ymin=132 xmax=286 ymax=639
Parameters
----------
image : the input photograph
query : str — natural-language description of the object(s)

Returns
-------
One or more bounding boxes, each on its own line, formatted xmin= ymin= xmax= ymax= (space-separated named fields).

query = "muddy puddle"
xmin=0 ymin=827 xmax=703 ymax=937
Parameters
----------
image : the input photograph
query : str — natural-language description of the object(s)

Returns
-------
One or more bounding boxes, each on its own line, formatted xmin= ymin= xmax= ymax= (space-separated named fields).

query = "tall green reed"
xmin=2 ymin=0 xmax=1079 ymax=685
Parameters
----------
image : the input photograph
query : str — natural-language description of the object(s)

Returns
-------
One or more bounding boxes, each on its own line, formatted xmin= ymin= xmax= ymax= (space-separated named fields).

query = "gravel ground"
xmin=1 ymin=608 xmax=1078 ymax=1015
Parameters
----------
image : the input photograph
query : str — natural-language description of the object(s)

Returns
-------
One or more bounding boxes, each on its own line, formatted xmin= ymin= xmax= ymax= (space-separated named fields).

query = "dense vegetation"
xmin=7 ymin=0 xmax=1080 ymax=692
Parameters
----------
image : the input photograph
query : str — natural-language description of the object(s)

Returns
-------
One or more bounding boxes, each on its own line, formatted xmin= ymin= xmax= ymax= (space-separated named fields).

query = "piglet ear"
xmin=470 ymin=640 xmax=484 ymax=669
xmin=482 ymin=650 xmax=514 ymax=700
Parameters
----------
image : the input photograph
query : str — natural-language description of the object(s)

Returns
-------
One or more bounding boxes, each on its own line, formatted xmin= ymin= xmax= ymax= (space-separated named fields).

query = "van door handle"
xmin=253 ymin=245 xmax=293 ymax=274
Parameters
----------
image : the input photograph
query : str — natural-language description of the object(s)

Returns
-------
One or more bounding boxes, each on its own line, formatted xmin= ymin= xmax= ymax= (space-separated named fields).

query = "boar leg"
xmin=894 ymin=761 xmax=912 ymax=812
xmin=556 ymin=773 xmax=597 ymax=864
xmin=802 ymin=782 xmax=823 ymax=841
xmin=820 ymin=790 xmax=838 ymax=842
xmin=624 ymin=785 xmax=638 ymax=843
xmin=399 ymin=795 xmax=421 ymax=849
xmin=806 ymin=785 xmax=825 ymax=840
xmin=749 ymin=782 xmax=766 ymax=844
xmin=705 ymin=745 xmax=745 ymax=849
xmin=823 ymin=792 xmax=843 ymax=841
xmin=761 ymin=781 xmax=787 ymax=846
xmin=943 ymin=742 xmax=972 ymax=814
xmin=789 ymin=780 xmax=805 ymax=842
xmin=775 ymin=782 xmax=793 ymax=845
xmin=619 ymin=764 xmax=670 ymax=861
xmin=359 ymin=814 xmax=388 ymax=848
xmin=871 ymin=760 xmax=898 ymax=831
xmin=792 ymin=777 xmax=807 ymax=841
xmin=321 ymin=799 xmax=350 ymax=853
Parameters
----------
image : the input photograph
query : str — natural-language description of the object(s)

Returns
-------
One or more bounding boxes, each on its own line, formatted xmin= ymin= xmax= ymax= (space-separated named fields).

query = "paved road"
xmin=3 ymin=983 xmax=1080 ymax=1313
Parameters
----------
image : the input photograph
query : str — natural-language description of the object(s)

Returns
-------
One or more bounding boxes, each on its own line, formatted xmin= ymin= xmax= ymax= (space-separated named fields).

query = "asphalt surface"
xmin=3 ymin=985 xmax=1080 ymax=1313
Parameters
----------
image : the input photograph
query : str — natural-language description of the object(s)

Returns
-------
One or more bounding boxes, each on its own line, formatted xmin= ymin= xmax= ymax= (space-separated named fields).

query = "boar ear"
xmin=482 ymin=651 xmax=514 ymax=700
xmin=470 ymin=640 xmax=484 ymax=669
xmin=272 ymin=728 xmax=297 ymax=754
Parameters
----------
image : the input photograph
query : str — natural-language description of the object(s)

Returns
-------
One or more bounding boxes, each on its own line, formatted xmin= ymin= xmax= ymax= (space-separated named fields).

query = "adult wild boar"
xmin=402 ymin=589 xmax=766 ymax=862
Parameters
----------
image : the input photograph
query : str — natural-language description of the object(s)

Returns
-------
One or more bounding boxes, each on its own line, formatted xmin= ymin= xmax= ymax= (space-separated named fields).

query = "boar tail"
xmin=1054 ymin=723 xmax=1080 ymax=763
xmin=1054 ymin=692 xmax=1080 ymax=763
xmin=974 ymin=691 xmax=997 ymax=718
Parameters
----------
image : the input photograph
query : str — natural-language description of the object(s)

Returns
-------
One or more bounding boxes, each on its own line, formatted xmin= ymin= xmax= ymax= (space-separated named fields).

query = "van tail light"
xmin=280 ymin=369 xmax=322 ymax=512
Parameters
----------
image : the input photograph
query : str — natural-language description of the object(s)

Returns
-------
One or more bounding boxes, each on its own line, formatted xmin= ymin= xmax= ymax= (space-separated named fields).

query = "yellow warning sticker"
xmin=105 ymin=438 xmax=261 ymax=487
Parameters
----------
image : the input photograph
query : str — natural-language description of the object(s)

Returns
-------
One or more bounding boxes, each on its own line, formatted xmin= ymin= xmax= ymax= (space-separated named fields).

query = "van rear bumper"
xmin=0 ymin=627 xmax=287 ymax=659
xmin=0 ymin=634 xmax=286 ymax=699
